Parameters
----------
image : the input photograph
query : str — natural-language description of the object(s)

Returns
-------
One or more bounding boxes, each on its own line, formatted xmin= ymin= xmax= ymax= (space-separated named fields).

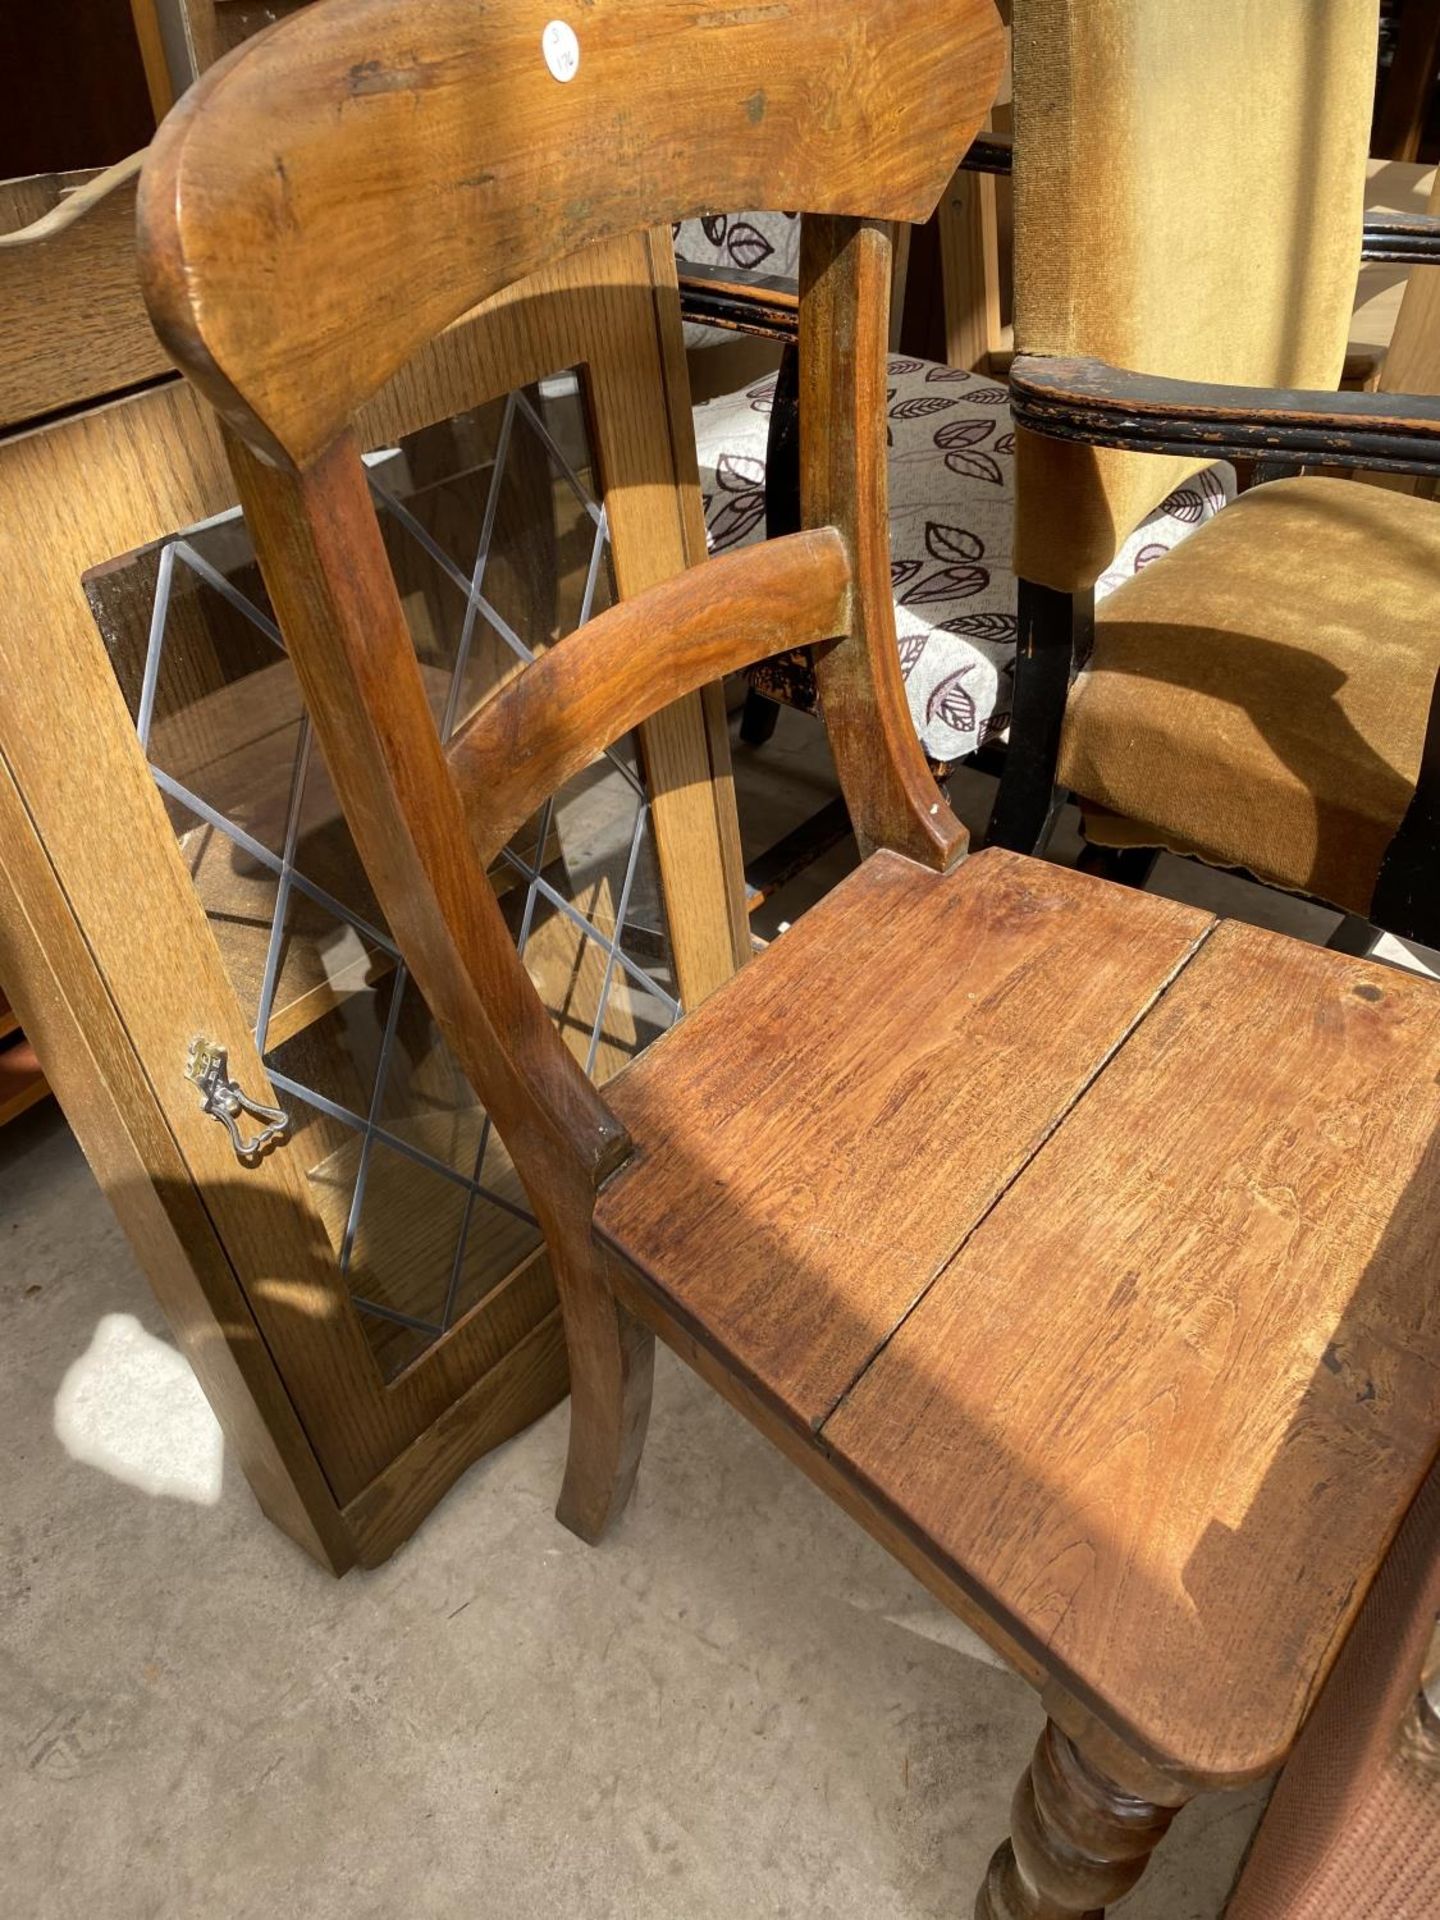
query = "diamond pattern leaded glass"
xmin=85 ymin=375 xmax=679 ymax=1380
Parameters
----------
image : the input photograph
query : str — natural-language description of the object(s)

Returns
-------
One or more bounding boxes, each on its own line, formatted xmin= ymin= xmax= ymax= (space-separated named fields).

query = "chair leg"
xmin=1372 ymin=663 xmax=1440 ymax=948
xmin=1075 ymin=844 xmax=1159 ymax=890
xmin=737 ymin=339 xmax=801 ymax=762
xmin=553 ymin=1243 xmax=655 ymax=1545
xmin=739 ymin=687 xmax=782 ymax=746
xmin=1326 ymin=912 xmax=1379 ymax=958
xmin=974 ymin=1721 xmax=1183 ymax=1920
xmin=987 ymin=581 xmax=1091 ymax=856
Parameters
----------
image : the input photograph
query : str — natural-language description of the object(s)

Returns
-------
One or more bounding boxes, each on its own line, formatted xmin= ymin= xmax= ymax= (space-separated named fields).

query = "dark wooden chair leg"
xmin=553 ymin=1243 xmax=655 ymax=1545
xmin=765 ymin=339 xmax=802 ymax=541
xmin=986 ymin=580 xmax=1091 ymax=856
xmin=1075 ymin=844 xmax=1160 ymax=890
xmin=1326 ymin=912 xmax=1379 ymax=957
xmin=1373 ymin=661 xmax=1440 ymax=949
xmin=974 ymin=1722 xmax=1184 ymax=1920
xmin=739 ymin=686 xmax=783 ymax=745
xmin=734 ymin=343 xmax=802 ymax=757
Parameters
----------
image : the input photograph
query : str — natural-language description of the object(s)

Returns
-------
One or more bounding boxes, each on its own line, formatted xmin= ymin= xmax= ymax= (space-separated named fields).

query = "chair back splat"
xmin=138 ymin=0 xmax=1005 ymax=1227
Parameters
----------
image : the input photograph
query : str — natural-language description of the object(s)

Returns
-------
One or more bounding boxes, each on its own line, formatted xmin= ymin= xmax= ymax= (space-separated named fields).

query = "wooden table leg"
xmin=975 ymin=1721 xmax=1184 ymax=1919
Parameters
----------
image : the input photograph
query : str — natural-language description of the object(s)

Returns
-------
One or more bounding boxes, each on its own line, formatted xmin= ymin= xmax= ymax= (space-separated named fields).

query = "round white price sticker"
xmin=542 ymin=20 xmax=580 ymax=83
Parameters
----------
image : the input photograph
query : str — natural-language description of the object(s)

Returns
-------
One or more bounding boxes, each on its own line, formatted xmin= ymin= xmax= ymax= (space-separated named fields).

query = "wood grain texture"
xmin=139 ymin=0 xmax=1005 ymax=465
xmin=0 ymin=167 xmax=172 ymax=429
xmin=826 ymin=918 xmax=1440 ymax=1785
xmin=597 ymin=847 xmax=1214 ymax=1432
xmin=1379 ymin=162 xmax=1440 ymax=402
xmin=227 ymin=423 xmax=660 ymax=1545
xmin=583 ymin=226 xmax=754 ymax=1009
xmin=602 ymin=1242 xmax=1046 ymax=1690
xmin=344 ymin=1305 xmax=569 ymax=1567
xmin=451 ymin=529 xmax=849 ymax=863
xmin=184 ymin=0 xmax=318 ymax=70
xmin=229 ymin=427 xmax=633 ymax=1194
xmin=940 ymin=157 xmax=1004 ymax=374
xmin=643 ymin=225 xmax=752 ymax=993
xmin=129 ymin=0 xmax=178 ymax=118
xmin=0 ymin=389 xmax=401 ymax=1504
xmin=800 ymin=215 xmax=968 ymax=868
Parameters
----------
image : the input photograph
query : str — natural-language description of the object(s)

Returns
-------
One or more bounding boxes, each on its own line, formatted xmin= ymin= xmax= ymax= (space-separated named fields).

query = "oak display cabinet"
xmin=0 ymin=227 xmax=748 ymax=1574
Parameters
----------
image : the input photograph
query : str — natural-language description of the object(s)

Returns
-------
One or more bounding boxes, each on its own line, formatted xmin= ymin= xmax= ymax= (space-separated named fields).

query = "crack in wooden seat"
xmin=597 ymin=848 xmax=1213 ymax=1435
xmin=599 ymin=846 xmax=1440 ymax=1795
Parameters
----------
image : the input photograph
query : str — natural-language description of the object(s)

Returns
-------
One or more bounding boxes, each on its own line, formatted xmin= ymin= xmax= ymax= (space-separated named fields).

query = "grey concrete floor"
xmin=1 ymin=1096 xmax=1266 ymax=1920
xmin=14 ymin=704 xmax=1439 ymax=1920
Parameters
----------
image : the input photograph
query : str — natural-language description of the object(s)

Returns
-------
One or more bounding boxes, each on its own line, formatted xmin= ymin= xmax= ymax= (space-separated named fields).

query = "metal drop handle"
xmin=186 ymin=1038 xmax=289 ymax=1165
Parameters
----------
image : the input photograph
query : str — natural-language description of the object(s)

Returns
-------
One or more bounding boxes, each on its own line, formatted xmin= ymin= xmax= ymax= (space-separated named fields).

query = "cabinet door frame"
xmin=0 ymin=229 xmax=747 ymax=1565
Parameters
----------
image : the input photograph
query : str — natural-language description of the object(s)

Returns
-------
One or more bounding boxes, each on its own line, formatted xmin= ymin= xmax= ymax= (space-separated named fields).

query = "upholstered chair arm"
xmin=1362 ymin=211 xmax=1440 ymax=266
xmin=1009 ymin=352 xmax=1440 ymax=479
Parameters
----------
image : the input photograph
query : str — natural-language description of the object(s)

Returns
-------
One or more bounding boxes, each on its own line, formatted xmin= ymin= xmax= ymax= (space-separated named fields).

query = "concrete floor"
xmin=7 ymin=710 xmax=1435 ymax=1920
xmin=1 ymin=1097 xmax=1268 ymax=1920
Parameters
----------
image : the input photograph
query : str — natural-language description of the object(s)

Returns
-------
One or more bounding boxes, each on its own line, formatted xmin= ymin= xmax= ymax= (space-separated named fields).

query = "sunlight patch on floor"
xmin=53 ymin=1314 xmax=224 ymax=1506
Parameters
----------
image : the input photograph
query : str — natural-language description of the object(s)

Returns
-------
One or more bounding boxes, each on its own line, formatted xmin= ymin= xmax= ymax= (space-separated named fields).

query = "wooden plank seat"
xmin=136 ymin=1 xmax=1440 ymax=1910
xmin=598 ymin=846 xmax=1440 ymax=1791
xmin=598 ymin=847 xmax=1211 ymax=1431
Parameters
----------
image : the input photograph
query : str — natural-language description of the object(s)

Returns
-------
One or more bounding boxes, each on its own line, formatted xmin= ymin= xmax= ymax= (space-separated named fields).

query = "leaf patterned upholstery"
xmin=692 ymin=356 xmax=1235 ymax=763
xmin=674 ymin=211 xmax=802 ymax=278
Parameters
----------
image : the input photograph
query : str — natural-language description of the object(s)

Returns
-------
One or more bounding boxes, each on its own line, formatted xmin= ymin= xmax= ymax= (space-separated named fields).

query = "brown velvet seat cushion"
xmin=1057 ymin=477 xmax=1440 ymax=917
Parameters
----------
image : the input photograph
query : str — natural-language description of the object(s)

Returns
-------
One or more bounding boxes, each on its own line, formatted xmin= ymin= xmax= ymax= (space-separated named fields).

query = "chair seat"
xmin=1059 ymin=475 xmax=1440 ymax=917
xmin=597 ymin=846 xmax=1440 ymax=1782
xmin=692 ymin=356 xmax=1233 ymax=760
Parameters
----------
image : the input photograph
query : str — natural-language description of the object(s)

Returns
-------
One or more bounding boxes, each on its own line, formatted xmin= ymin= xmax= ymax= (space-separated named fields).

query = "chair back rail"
xmin=142 ymin=0 xmax=1003 ymax=1216
xmin=450 ymin=529 xmax=851 ymax=867
xmin=139 ymin=0 xmax=1004 ymax=469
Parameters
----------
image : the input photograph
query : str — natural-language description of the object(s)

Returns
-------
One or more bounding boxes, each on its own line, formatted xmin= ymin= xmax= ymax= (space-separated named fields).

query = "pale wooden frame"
xmin=0 ymin=229 xmax=747 ymax=1570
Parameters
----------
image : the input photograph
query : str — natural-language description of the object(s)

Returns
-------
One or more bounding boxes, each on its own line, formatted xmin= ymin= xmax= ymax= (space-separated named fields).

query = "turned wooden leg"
xmin=553 ymin=1241 xmax=655 ymax=1545
xmin=975 ymin=1721 xmax=1184 ymax=1920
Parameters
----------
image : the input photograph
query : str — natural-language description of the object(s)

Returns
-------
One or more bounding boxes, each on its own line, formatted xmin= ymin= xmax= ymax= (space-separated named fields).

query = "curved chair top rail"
xmin=139 ymin=0 xmax=1004 ymax=467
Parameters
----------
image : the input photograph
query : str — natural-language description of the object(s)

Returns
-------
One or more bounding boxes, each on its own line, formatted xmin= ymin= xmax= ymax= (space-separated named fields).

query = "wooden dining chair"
xmin=988 ymin=0 xmax=1440 ymax=957
xmin=139 ymin=2 xmax=1440 ymax=1913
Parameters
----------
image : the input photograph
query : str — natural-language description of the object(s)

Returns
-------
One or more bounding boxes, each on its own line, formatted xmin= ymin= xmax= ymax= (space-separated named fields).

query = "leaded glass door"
xmin=89 ymin=376 xmax=679 ymax=1385
xmin=0 ymin=232 xmax=745 ymax=1569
